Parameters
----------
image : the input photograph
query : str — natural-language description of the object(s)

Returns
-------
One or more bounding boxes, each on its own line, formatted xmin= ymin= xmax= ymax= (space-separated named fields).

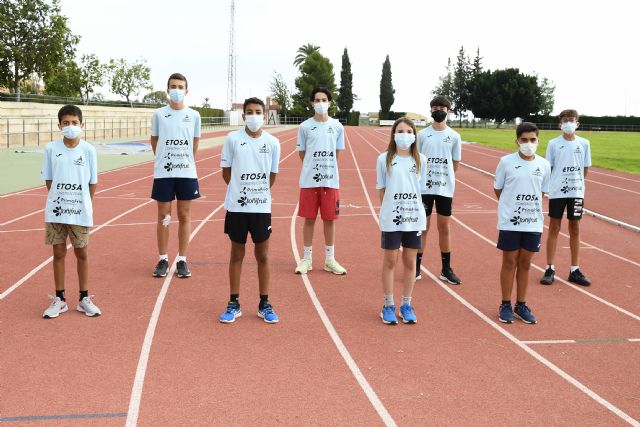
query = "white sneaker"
xmin=324 ymin=259 xmax=347 ymax=275
xmin=77 ymin=296 xmax=102 ymax=317
xmin=43 ymin=295 xmax=68 ymax=319
xmin=295 ymin=258 xmax=313 ymax=274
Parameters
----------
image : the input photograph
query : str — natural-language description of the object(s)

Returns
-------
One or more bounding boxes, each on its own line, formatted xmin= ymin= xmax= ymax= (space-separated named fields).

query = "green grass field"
xmin=456 ymin=128 xmax=640 ymax=175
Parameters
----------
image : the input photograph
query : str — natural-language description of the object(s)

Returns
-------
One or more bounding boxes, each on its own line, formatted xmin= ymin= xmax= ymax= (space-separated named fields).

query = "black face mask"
xmin=431 ymin=110 xmax=447 ymax=123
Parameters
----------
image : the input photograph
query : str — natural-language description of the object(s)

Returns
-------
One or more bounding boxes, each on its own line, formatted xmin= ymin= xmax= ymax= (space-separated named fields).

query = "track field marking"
xmin=349 ymin=128 xmax=640 ymax=426
xmin=0 ymin=412 xmax=127 ymax=422
xmin=521 ymin=338 xmax=640 ymax=345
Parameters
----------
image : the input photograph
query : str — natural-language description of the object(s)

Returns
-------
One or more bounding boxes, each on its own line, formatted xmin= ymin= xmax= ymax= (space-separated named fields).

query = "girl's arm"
xmin=378 ymin=189 xmax=385 ymax=203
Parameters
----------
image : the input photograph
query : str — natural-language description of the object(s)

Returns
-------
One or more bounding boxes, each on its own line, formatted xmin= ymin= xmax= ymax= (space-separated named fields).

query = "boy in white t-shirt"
xmin=540 ymin=109 xmax=592 ymax=287
xmin=494 ymin=122 xmax=551 ymax=324
xmin=218 ymin=98 xmax=281 ymax=324
xmin=150 ymin=73 xmax=201 ymax=279
xmin=41 ymin=105 xmax=101 ymax=318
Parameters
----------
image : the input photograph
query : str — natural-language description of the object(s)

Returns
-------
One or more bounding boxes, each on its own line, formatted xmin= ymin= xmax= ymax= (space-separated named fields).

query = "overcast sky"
xmin=60 ymin=0 xmax=640 ymax=117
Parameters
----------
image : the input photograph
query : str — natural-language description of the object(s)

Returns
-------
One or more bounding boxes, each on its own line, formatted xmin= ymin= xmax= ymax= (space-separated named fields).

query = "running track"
xmin=0 ymin=126 xmax=638 ymax=426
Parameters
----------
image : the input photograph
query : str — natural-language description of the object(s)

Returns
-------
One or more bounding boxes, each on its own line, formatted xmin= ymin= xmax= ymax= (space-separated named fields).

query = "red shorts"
xmin=298 ymin=188 xmax=340 ymax=220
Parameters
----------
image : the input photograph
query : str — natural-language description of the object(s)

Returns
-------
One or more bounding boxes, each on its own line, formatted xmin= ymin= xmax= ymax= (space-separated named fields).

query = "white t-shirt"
xmin=220 ymin=129 xmax=281 ymax=213
xmin=151 ymin=105 xmax=201 ymax=179
xmin=546 ymin=135 xmax=592 ymax=199
xmin=494 ymin=152 xmax=551 ymax=232
xmin=41 ymin=140 xmax=98 ymax=227
xmin=417 ymin=125 xmax=462 ymax=197
xmin=297 ymin=117 xmax=345 ymax=189
xmin=376 ymin=152 xmax=427 ymax=232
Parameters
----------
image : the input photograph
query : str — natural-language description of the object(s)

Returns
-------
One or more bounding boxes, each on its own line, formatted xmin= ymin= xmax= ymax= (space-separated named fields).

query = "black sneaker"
xmin=176 ymin=260 xmax=191 ymax=278
xmin=153 ymin=259 xmax=169 ymax=277
xmin=568 ymin=269 xmax=591 ymax=286
xmin=539 ymin=267 xmax=555 ymax=285
xmin=440 ymin=268 xmax=461 ymax=285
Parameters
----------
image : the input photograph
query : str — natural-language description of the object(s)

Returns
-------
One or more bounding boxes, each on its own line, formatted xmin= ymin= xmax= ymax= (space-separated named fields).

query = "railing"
xmin=448 ymin=121 xmax=640 ymax=132
xmin=278 ymin=116 xmax=347 ymax=125
xmin=0 ymin=92 xmax=162 ymax=109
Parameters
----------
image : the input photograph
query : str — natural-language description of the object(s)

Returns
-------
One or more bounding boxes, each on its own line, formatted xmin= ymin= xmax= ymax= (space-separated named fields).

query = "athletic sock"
xmin=230 ymin=294 xmax=239 ymax=306
xmin=501 ymin=300 xmax=510 ymax=306
xmin=159 ymin=254 xmax=169 ymax=261
xmin=177 ymin=255 xmax=187 ymax=262
xmin=325 ymin=245 xmax=335 ymax=261
xmin=303 ymin=246 xmax=312 ymax=261
xmin=402 ymin=296 xmax=412 ymax=306
xmin=384 ymin=294 xmax=394 ymax=307
xmin=441 ymin=252 xmax=451 ymax=271
xmin=516 ymin=301 xmax=526 ymax=306
xmin=79 ymin=290 xmax=88 ymax=301
xmin=56 ymin=289 xmax=65 ymax=301
xmin=259 ymin=294 xmax=269 ymax=310
xmin=570 ymin=265 xmax=579 ymax=273
xmin=547 ymin=264 xmax=555 ymax=271
xmin=416 ymin=252 xmax=423 ymax=267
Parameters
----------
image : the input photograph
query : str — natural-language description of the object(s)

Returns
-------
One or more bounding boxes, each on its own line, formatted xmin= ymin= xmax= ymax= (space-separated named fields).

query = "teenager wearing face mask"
xmin=41 ymin=105 xmax=101 ymax=318
xmin=218 ymin=97 xmax=281 ymax=324
xmin=494 ymin=122 xmax=551 ymax=324
xmin=540 ymin=109 xmax=592 ymax=287
xmin=294 ymin=86 xmax=347 ymax=275
xmin=150 ymin=73 xmax=201 ymax=279
xmin=376 ymin=118 xmax=427 ymax=324
xmin=416 ymin=96 xmax=462 ymax=285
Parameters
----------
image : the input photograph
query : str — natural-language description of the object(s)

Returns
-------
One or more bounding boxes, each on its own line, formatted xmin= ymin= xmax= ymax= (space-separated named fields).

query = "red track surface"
xmin=0 ymin=126 xmax=638 ymax=426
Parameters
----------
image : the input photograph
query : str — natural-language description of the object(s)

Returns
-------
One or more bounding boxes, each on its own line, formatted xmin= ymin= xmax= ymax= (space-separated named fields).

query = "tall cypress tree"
xmin=379 ymin=54 xmax=395 ymax=120
xmin=337 ymin=48 xmax=354 ymax=114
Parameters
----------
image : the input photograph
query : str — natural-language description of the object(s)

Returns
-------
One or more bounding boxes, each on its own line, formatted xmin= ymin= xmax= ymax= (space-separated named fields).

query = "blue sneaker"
xmin=380 ymin=305 xmax=398 ymax=325
xmin=498 ymin=302 xmax=514 ymax=324
xmin=258 ymin=302 xmax=279 ymax=323
xmin=514 ymin=303 xmax=537 ymax=324
xmin=399 ymin=304 xmax=417 ymax=324
xmin=219 ymin=302 xmax=242 ymax=323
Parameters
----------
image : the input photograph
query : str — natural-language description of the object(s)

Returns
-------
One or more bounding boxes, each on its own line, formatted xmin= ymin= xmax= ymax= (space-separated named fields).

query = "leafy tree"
xmin=337 ymin=47 xmax=354 ymax=114
xmin=143 ymin=90 xmax=168 ymax=105
xmin=470 ymin=47 xmax=483 ymax=79
xmin=291 ymin=51 xmax=336 ymax=115
xmin=433 ymin=57 xmax=454 ymax=100
xmin=451 ymin=46 xmax=471 ymax=122
xmin=0 ymin=0 xmax=79 ymax=101
xmin=293 ymin=43 xmax=320 ymax=68
xmin=108 ymin=58 xmax=152 ymax=106
xmin=44 ymin=60 xmax=81 ymax=97
xmin=77 ymin=54 xmax=107 ymax=104
xmin=379 ymin=54 xmax=395 ymax=120
xmin=537 ymin=76 xmax=555 ymax=116
xmin=269 ymin=71 xmax=291 ymax=114
xmin=202 ymin=97 xmax=211 ymax=108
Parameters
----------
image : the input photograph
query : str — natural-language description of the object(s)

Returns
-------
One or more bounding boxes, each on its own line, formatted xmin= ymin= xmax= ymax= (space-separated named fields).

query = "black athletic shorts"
xmin=549 ymin=198 xmax=584 ymax=220
xmin=151 ymin=178 xmax=201 ymax=202
xmin=497 ymin=230 xmax=542 ymax=252
xmin=224 ymin=211 xmax=272 ymax=244
xmin=380 ymin=231 xmax=422 ymax=250
xmin=421 ymin=194 xmax=452 ymax=217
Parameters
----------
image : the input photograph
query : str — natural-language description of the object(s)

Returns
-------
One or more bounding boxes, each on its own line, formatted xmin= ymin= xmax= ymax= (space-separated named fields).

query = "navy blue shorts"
xmin=151 ymin=178 xmax=201 ymax=202
xmin=224 ymin=211 xmax=272 ymax=244
xmin=549 ymin=198 xmax=584 ymax=220
xmin=381 ymin=231 xmax=422 ymax=250
xmin=497 ymin=230 xmax=542 ymax=252
xmin=422 ymin=194 xmax=452 ymax=217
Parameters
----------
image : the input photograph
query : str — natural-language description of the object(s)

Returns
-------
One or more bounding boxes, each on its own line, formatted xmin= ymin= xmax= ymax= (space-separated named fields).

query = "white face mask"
xmin=244 ymin=114 xmax=264 ymax=132
xmin=394 ymin=133 xmax=415 ymax=150
xmin=169 ymin=89 xmax=185 ymax=103
xmin=561 ymin=121 xmax=577 ymax=134
xmin=313 ymin=101 xmax=329 ymax=116
xmin=519 ymin=142 xmax=538 ymax=157
xmin=61 ymin=125 xmax=82 ymax=139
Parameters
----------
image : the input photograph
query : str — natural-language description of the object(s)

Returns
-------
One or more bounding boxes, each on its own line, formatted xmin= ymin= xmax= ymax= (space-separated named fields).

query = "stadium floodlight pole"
xmin=226 ymin=0 xmax=236 ymax=111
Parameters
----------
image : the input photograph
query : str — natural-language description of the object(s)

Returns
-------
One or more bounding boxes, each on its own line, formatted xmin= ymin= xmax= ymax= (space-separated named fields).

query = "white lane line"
xmin=350 ymin=128 xmax=640 ymax=427
xmin=521 ymin=338 xmax=640 ymax=345
xmin=290 ymin=204 xmax=396 ymax=427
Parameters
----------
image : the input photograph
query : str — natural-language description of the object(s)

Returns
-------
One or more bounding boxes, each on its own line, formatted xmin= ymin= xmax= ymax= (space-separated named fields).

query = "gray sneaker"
xmin=153 ymin=259 xmax=169 ymax=277
xmin=43 ymin=295 xmax=68 ymax=319
xmin=176 ymin=260 xmax=191 ymax=278
xmin=77 ymin=296 xmax=101 ymax=317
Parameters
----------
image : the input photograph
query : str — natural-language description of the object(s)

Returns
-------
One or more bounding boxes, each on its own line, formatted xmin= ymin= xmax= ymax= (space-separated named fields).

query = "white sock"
xmin=325 ymin=245 xmax=335 ymax=261
xmin=548 ymin=264 xmax=555 ymax=271
xmin=303 ymin=246 xmax=312 ymax=260
xmin=570 ymin=265 xmax=579 ymax=272
xmin=177 ymin=255 xmax=186 ymax=262
xmin=402 ymin=296 xmax=412 ymax=306
xmin=384 ymin=294 xmax=394 ymax=307
xmin=159 ymin=254 xmax=169 ymax=261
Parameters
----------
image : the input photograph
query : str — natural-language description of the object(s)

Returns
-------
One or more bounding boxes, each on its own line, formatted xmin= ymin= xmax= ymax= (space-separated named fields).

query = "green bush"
xmin=191 ymin=107 xmax=224 ymax=118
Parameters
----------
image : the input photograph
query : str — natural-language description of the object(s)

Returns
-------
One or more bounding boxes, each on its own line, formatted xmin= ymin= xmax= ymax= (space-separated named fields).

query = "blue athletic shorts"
xmin=381 ymin=231 xmax=422 ymax=250
xmin=497 ymin=230 xmax=542 ymax=252
xmin=151 ymin=178 xmax=200 ymax=202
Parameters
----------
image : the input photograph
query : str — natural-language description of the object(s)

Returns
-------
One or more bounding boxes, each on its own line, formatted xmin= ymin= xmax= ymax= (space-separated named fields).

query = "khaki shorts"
xmin=45 ymin=223 xmax=90 ymax=248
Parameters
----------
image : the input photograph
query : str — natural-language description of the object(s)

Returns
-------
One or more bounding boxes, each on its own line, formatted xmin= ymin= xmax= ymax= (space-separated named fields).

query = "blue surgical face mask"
xmin=61 ymin=125 xmax=82 ymax=139
xmin=394 ymin=133 xmax=415 ymax=150
xmin=169 ymin=89 xmax=185 ymax=103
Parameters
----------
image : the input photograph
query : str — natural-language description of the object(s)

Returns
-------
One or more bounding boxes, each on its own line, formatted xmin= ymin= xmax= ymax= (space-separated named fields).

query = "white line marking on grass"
xmin=350 ymin=127 xmax=640 ymax=426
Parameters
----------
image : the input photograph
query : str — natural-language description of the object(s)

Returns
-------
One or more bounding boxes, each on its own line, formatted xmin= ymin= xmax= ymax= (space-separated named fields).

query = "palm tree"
xmin=293 ymin=43 xmax=320 ymax=67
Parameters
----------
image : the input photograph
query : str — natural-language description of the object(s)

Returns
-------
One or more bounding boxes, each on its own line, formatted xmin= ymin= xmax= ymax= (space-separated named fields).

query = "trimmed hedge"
xmin=191 ymin=107 xmax=224 ymax=118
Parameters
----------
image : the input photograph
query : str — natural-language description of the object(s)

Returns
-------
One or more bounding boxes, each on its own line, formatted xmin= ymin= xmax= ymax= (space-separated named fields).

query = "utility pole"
xmin=226 ymin=0 xmax=236 ymax=111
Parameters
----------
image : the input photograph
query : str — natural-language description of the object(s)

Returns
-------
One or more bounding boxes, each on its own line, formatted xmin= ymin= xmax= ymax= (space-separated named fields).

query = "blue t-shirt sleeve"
xmin=220 ymin=136 xmax=233 ymax=167
xmin=151 ymin=111 xmax=159 ymax=137
xmin=194 ymin=112 xmax=201 ymax=138
xmin=494 ymin=158 xmax=506 ymax=190
xmin=297 ymin=125 xmax=306 ymax=152
xmin=89 ymin=146 xmax=98 ymax=184
xmin=41 ymin=145 xmax=52 ymax=180
xmin=336 ymin=123 xmax=345 ymax=150
xmin=271 ymin=138 xmax=280 ymax=173
xmin=375 ymin=155 xmax=386 ymax=190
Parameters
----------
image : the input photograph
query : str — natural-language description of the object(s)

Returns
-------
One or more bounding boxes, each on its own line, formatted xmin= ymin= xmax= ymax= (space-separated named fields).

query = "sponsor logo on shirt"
xmin=561 ymin=185 xmax=582 ymax=194
xmin=55 ymin=153 xmax=63 ymax=157
xmin=183 ymin=114 xmax=192 ymax=123
xmin=240 ymin=141 xmax=247 ymax=146
xmin=444 ymin=135 xmax=453 ymax=143
xmin=164 ymin=162 xmax=190 ymax=172
xmin=393 ymin=193 xmax=418 ymax=200
xmin=393 ymin=214 xmax=420 ymax=225
xmin=427 ymin=157 xmax=448 ymax=164
xmin=409 ymin=163 xmax=417 ymax=174
xmin=313 ymin=151 xmax=334 ymax=158
xmin=425 ymin=179 xmax=447 ymax=189
xmin=515 ymin=206 xmax=539 ymax=214
xmin=73 ymin=155 xmax=85 ymax=166
xmin=532 ymin=167 xmax=542 ymax=177
xmin=258 ymin=143 xmax=270 ymax=154
xmin=56 ymin=183 xmax=83 ymax=191
xmin=515 ymin=165 xmax=522 ymax=169
xmin=515 ymin=194 xmax=539 ymax=201
xmin=510 ymin=215 xmax=538 ymax=226
xmin=327 ymin=127 xmax=335 ymax=135
xmin=53 ymin=196 xmax=83 ymax=205
xmin=52 ymin=205 xmax=82 ymax=217
xmin=164 ymin=114 xmax=172 ymax=118
xmin=164 ymin=152 xmax=189 ymax=160
xmin=311 ymin=126 xmax=317 ymax=131
xmin=562 ymin=166 xmax=581 ymax=172
xmin=237 ymin=195 xmax=268 ymax=207
xmin=574 ymin=146 xmax=582 ymax=153
xmin=313 ymin=172 xmax=334 ymax=182
xmin=165 ymin=139 xmax=189 ymax=146
xmin=241 ymin=173 xmax=267 ymax=181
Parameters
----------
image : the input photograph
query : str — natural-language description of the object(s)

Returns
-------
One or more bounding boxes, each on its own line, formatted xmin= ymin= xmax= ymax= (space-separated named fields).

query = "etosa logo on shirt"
xmin=166 ymin=139 xmax=189 ymax=146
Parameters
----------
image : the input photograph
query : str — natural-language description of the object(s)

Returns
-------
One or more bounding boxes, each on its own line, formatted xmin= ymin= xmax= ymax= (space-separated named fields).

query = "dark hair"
xmin=516 ymin=122 xmax=539 ymax=138
xmin=57 ymin=104 xmax=83 ymax=123
xmin=430 ymin=96 xmax=451 ymax=109
xmin=167 ymin=72 xmax=188 ymax=89
xmin=559 ymin=109 xmax=579 ymax=122
xmin=309 ymin=86 xmax=332 ymax=102
xmin=243 ymin=97 xmax=265 ymax=113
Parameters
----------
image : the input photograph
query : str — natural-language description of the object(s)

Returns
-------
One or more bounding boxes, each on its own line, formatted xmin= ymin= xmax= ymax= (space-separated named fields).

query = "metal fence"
xmin=1 ymin=116 xmax=232 ymax=148
xmin=448 ymin=121 xmax=640 ymax=132
xmin=0 ymin=92 xmax=161 ymax=109
xmin=278 ymin=116 xmax=347 ymax=125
